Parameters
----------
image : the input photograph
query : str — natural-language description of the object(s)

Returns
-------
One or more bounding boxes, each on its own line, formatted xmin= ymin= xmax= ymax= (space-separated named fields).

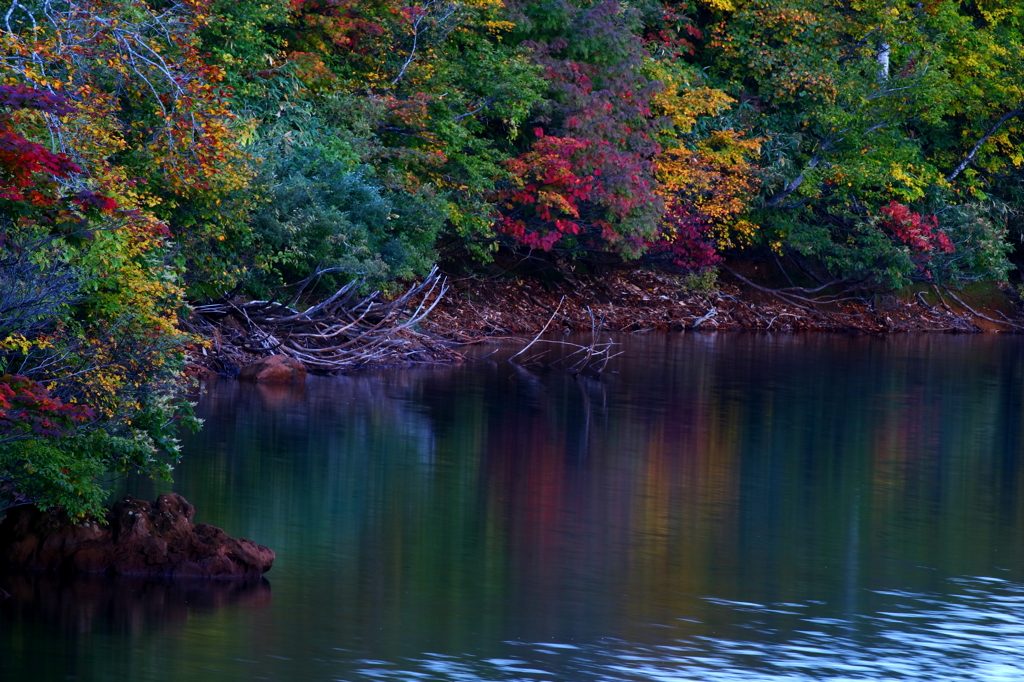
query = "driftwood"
xmin=184 ymin=267 xmax=458 ymax=373
xmin=509 ymin=301 xmax=622 ymax=376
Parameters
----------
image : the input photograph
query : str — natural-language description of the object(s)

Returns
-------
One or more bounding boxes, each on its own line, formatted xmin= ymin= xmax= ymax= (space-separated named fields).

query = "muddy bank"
xmin=185 ymin=264 xmax=1024 ymax=379
xmin=422 ymin=266 xmax=1024 ymax=338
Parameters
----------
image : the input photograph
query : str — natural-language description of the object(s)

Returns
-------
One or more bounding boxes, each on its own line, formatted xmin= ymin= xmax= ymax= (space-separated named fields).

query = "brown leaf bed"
xmin=184 ymin=265 xmax=1024 ymax=377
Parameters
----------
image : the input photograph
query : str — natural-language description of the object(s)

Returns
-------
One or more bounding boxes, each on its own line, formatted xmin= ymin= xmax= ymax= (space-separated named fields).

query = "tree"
xmin=497 ymin=0 xmax=665 ymax=256
xmin=216 ymin=0 xmax=543 ymax=281
xmin=699 ymin=0 xmax=1019 ymax=286
xmin=0 ymin=0 xmax=237 ymax=517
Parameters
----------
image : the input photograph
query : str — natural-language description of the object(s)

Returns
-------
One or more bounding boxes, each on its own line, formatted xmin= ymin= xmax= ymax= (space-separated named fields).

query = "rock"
xmin=0 ymin=494 xmax=274 ymax=579
xmin=183 ymin=363 xmax=218 ymax=382
xmin=237 ymin=355 xmax=307 ymax=384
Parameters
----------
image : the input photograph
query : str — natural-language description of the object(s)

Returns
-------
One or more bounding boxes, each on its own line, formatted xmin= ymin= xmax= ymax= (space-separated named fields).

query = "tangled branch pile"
xmin=184 ymin=268 xmax=459 ymax=373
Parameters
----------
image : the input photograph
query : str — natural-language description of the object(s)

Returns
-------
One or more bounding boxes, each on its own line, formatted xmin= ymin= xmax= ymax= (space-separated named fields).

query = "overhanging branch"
xmin=765 ymin=154 xmax=822 ymax=208
xmin=947 ymin=100 xmax=1024 ymax=182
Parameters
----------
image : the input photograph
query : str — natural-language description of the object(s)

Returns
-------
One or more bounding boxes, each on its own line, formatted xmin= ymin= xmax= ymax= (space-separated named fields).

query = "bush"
xmin=248 ymin=146 xmax=444 ymax=296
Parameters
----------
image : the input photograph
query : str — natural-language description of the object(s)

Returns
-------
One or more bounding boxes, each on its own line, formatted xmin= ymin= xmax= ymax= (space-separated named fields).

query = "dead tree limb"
xmin=510 ymin=296 xmax=565 ymax=361
xmin=509 ymin=304 xmax=620 ymax=377
xmin=188 ymin=267 xmax=456 ymax=373
xmin=721 ymin=266 xmax=864 ymax=316
xmin=942 ymin=286 xmax=1023 ymax=331
xmin=947 ymin=101 xmax=1024 ymax=182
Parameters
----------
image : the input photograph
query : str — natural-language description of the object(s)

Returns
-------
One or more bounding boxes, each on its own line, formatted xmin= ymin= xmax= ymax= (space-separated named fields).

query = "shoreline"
xmin=185 ymin=265 xmax=1024 ymax=379
xmin=423 ymin=267 xmax=1016 ymax=338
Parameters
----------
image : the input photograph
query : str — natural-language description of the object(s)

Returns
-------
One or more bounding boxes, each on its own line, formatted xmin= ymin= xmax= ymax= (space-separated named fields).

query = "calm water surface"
xmin=4 ymin=333 xmax=1024 ymax=681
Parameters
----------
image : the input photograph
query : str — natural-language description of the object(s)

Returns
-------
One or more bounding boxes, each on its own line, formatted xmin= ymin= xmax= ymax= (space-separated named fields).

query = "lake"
xmin=4 ymin=333 xmax=1024 ymax=681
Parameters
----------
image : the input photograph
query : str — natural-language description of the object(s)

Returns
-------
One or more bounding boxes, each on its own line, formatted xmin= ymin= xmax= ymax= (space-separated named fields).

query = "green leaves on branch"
xmin=704 ymin=0 xmax=1024 ymax=286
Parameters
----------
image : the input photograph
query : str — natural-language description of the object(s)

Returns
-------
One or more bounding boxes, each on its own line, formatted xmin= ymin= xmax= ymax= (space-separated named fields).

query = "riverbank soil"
xmin=423 ymin=260 xmax=1024 ymax=339
xmin=184 ymin=258 xmax=1024 ymax=378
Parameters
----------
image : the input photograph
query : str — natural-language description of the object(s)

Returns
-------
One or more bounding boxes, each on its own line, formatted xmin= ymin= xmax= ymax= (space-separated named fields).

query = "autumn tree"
xmin=700 ymin=0 xmax=1019 ymax=286
xmin=200 ymin=0 xmax=545 ymax=290
xmin=0 ymin=0 xmax=240 ymax=516
xmin=496 ymin=0 xmax=666 ymax=256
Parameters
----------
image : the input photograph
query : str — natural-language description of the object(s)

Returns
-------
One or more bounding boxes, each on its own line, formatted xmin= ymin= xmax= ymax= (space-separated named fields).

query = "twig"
xmin=510 ymin=296 xmax=564 ymax=361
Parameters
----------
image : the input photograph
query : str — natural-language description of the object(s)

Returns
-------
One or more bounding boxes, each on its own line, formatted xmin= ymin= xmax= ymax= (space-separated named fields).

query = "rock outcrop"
xmin=237 ymin=354 xmax=307 ymax=384
xmin=0 ymin=494 xmax=274 ymax=579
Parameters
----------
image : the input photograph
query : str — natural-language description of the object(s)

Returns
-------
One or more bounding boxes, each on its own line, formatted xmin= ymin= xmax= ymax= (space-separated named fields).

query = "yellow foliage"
xmin=695 ymin=0 xmax=736 ymax=10
xmin=646 ymin=60 xmax=734 ymax=134
xmin=0 ymin=335 xmax=53 ymax=355
xmin=883 ymin=163 xmax=930 ymax=201
xmin=656 ymin=130 xmax=762 ymax=249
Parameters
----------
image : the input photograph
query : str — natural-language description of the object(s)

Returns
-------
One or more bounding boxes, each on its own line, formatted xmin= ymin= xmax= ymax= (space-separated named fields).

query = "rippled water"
xmin=4 ymin=333 xmax=1024 ymax=681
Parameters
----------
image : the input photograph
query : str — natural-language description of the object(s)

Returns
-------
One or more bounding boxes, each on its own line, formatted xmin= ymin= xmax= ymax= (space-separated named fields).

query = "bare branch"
xmin=765 ymin=154 xmax=822 ymax=208
xmin=192 ymin=269 xmax=455 ymax=373
xmin=510 ymin=296 xmax=564 ymax=360
xmin=947 ymin=101 xmax=1024 ymax=182
xmin=942 ymin=286 xmax=1023 ymax=330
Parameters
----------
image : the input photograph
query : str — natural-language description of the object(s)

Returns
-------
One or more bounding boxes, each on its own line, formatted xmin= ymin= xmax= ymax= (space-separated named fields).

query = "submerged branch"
xmin=509 ymin=304 xmax=620 ymax=377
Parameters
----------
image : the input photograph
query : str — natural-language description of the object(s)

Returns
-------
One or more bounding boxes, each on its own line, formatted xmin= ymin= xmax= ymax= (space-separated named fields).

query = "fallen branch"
xmin=510 ymin=296 xmax=564 ymax=361
xmin=721 ymin=266 xmax=864 ymax=316
xmin=509 ymin=305 xmax=620 ymax=376
xmin=692 ymin=307 xmax=717 ymax=329
xmin=941 ymin=286 xmax=1023 ymax=331
xmin=188 ymin=267 xmax=457 ymax=373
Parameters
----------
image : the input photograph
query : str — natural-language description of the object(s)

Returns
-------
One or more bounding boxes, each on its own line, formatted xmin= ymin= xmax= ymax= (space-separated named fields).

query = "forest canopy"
xmin=3 ymin=0 xmax=1024 ymax=514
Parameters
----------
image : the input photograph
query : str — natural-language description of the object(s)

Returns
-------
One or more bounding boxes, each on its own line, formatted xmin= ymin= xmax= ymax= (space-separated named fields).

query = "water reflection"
xmin=0 ymin=574 xmax=271 ymax=635
xmin=4 ymin=333 xmax=1024 ymax=681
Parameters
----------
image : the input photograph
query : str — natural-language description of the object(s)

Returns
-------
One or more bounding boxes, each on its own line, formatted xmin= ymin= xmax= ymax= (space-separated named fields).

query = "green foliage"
xmin=695 ymin=0 xmax=1024 ymax=285
xmin=0 ymin=0 xmax=214 ymax=517
xmin=0 ymin=390 xmax=199 ymax=518
xmin=202 ymin=0 xmax=545 ymax=277
xmin=680 ymin=268 xmax=719 ymax=294
xmin=249 ymin=146 xmax=444 ymax=293
xmin=0 ymin=439 xmax=106 ymax=518
xmin=198 ymin=0 xmax=290 ymax=102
